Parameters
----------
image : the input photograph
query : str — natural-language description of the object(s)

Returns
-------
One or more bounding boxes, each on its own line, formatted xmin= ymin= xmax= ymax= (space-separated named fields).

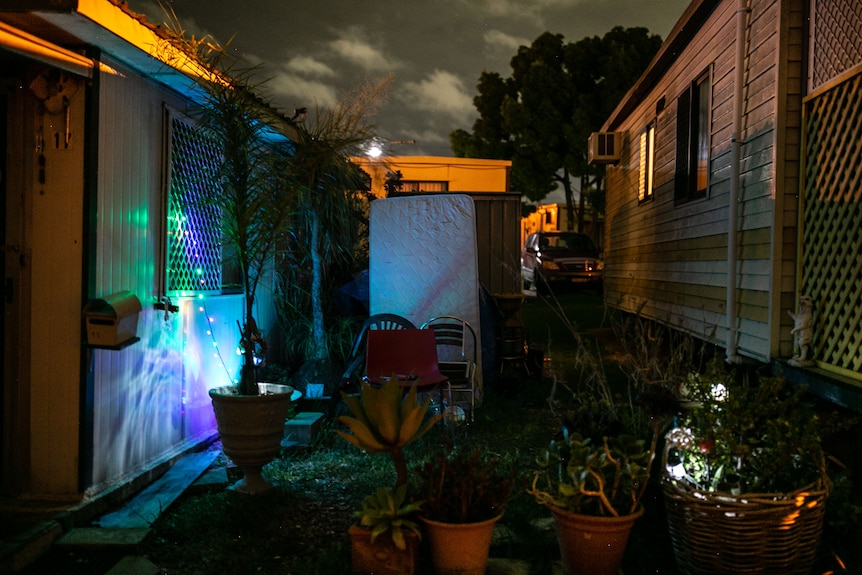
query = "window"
xmin=639 ymin=121 xmax=655 ymax=203
xmin=675 ymin=70 xmax=711 ymax=204
xmin=400 ymin=180 xmax=449 ymax=192
xmin=166 ymin=115 xmax=223 ymax=294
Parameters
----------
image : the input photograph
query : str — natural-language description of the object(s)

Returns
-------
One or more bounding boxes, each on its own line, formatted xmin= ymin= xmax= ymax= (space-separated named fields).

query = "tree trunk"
xmin=578 ymin=175 xmax=587 ymax=233
xmin=309 ymin=208 xmax=329 ymax=363
xmin=562 ymin=168 xmax=576 ymax=231
xmin=239 ymin=278 xmax=258 ymax=395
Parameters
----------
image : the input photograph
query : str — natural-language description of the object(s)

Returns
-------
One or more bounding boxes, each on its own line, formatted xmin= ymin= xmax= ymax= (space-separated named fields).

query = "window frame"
xmin=674 ymin=68 xmax=712 ymax=205
xmin=638 ymin=120 xmax=656 ymax=204
xmin=164 ymin=109 xmax=225 ymax=296
xmin=400 ymin=180 xmax=449 ymax=193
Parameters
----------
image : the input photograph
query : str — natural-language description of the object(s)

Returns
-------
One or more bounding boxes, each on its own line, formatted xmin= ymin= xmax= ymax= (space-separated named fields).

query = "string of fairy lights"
xmin=191 ymin=292 xmax=263 ymax=386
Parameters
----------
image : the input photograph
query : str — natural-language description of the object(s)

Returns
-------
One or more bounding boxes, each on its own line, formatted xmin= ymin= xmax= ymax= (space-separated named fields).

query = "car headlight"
xmin=540 ymin=261 xmax=562 ymax=271
xmin=585 ymin=260 xmax=603 ymax=272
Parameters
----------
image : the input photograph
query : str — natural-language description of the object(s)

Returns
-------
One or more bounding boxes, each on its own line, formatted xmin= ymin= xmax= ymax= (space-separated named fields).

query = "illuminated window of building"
xmin=400 ymin=181 xmax=449 ymax=192
xmin=674 ymin=69 xmax=711 ymax=204
xmin=639 ymin=121 xmax=655 ymax=203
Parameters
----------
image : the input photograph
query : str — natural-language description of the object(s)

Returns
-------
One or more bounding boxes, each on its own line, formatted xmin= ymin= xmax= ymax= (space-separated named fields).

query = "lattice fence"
xmin=811 ymin=0 xmax=862 ymax=90
xmin=801 ymin=67 xmax=862 ymax=376
xmin=166 ymin=116 xmax=223 ymax=293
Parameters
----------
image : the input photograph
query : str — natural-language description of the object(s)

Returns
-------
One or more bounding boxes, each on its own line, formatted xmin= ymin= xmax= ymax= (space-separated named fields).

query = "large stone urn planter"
xmin=209 ymin=382 xmax=295 ymax=494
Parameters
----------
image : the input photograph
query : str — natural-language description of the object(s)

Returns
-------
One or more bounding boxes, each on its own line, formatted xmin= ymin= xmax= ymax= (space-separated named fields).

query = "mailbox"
xmin=83 ymin=290 xmax=142 ymax=348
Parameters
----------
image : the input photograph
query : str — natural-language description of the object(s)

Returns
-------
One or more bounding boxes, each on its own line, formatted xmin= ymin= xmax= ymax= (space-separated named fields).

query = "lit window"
xmin=401 ymin=181 xmax=449 ymax=192
xmin=674 ymin=69 xmax=711 ymax=204
xmin=639 ymin=121 xmax=655 ymax=203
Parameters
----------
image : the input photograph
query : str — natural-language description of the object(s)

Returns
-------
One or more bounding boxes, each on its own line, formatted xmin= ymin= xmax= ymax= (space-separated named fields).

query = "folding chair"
xmin=420 ymin=316 xmax=477 ymax=422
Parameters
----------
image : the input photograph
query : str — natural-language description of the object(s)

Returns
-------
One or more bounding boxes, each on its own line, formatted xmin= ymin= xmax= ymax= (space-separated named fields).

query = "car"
xmin=521 ymin=231 xmax=603 ymax=294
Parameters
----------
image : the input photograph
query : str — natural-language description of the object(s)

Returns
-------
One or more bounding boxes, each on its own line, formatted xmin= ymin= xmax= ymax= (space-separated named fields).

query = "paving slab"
xmin=56 ymin=527 xmax=150 ymax=548
xmin=486 ymin=557 xmax=532 ymax=575
xmin=105 ymin=555 xmax=162 ymax=575
xmin=97 ymin=450 xmax=220 ymax=528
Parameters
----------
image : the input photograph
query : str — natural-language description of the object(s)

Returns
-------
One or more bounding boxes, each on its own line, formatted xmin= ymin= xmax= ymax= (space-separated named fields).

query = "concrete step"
xmin=283 ymin=411 xmax=325 ymax=447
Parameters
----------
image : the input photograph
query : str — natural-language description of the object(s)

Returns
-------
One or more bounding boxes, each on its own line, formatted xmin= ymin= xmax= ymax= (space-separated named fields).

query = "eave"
xmin=601 ymin=0 xmax=722 ymax=131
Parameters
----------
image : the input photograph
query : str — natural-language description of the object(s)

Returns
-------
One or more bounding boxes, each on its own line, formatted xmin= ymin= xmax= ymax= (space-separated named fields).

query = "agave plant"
xmin=337 ymin=378 xmax=442 ymax=487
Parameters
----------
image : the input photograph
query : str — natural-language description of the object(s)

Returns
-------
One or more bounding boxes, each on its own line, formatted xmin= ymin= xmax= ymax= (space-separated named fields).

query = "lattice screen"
xmin=166 ymin=116 xmax=223 ymax=293
xmin=801 ymin=68 xmax=862 ymax=375
xmin=811 ymin=0 xmax=862 ymax=90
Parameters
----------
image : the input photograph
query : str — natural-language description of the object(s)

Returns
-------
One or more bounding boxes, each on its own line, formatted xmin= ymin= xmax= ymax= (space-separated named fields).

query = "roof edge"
xmin=602 ymin=0 xmax=722 ymax=131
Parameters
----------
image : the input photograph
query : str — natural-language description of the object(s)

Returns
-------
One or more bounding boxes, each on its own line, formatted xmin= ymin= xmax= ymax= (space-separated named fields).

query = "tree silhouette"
xmin=451 ymin=27 xmax=662 ymax=230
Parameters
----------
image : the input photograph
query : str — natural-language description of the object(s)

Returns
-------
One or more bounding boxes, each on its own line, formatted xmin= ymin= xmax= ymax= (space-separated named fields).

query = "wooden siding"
xmin=603 ymin=0 xmax=804 ymax=362
xmin=472 ymin=193 xmax=522 ymax=295
xmin=772 ymin=0 xmax=806 ymax=358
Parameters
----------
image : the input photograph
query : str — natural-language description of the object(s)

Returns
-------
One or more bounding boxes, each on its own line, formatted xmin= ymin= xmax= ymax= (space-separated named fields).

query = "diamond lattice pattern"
xmin=167 ymin=117 xmax=223 ymax=293
xmin=811 ymin=0 xmax=862 ymax=90
xmin=802 ymin=69 xmax=862 ymax=374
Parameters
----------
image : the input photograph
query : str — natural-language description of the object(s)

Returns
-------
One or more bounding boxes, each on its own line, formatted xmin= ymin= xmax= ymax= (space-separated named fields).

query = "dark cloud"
xmin=132 ymin=0 xmax=689 ymax=156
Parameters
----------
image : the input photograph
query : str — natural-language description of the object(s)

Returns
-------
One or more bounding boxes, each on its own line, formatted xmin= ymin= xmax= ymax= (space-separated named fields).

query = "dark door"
xmin=1 ymin=80 xmax=27 ymax=495
xmin=1 ymin=89 xmax=8 ymax=489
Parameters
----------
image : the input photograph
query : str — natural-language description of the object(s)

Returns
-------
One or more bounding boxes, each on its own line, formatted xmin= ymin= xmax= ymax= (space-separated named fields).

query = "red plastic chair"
xmin=364 ymin=329 xmax=449 ymax=394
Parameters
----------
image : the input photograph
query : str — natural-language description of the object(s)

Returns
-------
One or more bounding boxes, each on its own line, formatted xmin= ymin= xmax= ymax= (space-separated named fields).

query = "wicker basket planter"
xmin=662 ymin=475 xmax=829 ymax=575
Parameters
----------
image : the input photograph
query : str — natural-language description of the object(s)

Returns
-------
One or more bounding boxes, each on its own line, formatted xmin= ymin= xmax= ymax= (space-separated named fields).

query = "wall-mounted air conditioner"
xmin=588 ymin=132 xmax=622 ymax=165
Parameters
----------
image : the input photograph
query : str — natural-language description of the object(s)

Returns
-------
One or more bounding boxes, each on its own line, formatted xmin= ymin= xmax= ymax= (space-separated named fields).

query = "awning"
xmin=0 ymin=20 xmax=111 ymax=77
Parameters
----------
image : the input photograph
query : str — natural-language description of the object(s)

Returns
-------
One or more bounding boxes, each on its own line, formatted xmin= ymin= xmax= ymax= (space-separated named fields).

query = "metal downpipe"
xmin=726 ymin=0 xmax=750 ymax=364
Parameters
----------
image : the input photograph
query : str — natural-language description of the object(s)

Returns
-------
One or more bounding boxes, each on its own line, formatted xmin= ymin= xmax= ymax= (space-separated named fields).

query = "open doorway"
xmin=1 ymin=89 xmax=6 ymax=491
xmin=1 ymin=77 xmax=29 ymax=496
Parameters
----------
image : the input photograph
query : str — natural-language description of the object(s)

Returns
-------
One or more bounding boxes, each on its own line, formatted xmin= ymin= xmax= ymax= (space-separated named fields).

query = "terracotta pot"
xmin=209 ymin=383 xmax=294 ymax=494
xmin=550 ymin=505 xmax=643 ymax=575
xmin=419 ymin=514 xmax=501 ymax=575
xmin=348 ymin=524 xmax=419 ymax=575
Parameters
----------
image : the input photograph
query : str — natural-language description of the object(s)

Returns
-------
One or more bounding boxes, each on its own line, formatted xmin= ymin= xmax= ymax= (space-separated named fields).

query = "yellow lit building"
xmin=351 ymin=155 xmax=511 ymax=198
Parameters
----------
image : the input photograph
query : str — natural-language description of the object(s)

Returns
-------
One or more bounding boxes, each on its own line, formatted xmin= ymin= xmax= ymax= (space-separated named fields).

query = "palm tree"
xmin=287 ymin=77 xmax=391 ymax=385
xmin=161 ymin=10 xmax=297 ymax=395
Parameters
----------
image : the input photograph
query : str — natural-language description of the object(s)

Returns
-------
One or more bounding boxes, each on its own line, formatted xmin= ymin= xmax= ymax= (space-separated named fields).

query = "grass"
xmin=138 ymin=289 xmax=861 ymax=575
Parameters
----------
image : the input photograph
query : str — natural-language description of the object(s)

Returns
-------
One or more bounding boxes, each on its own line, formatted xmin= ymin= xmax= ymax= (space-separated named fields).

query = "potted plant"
xmin=414 ymin=446 xmax=516 ymax=575
xmin=162 ymin=17 xmax=297 ymax=494
xmin=526 ymin=320 xmax=672 ymax=575
xmin=662 ymin=370 xmax=832 ymax=574
xmin=337 ymin=378 xmax=442 ymax=574
xmin=347 ymin=485 xmax=423 ymax=575
xmin=529 ymin=427 xmax=657 ymax=575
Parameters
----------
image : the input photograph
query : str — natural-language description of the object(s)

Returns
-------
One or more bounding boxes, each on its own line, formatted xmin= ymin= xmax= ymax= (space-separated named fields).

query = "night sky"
xmin=129 ymin=0 xmax=690 ymax=160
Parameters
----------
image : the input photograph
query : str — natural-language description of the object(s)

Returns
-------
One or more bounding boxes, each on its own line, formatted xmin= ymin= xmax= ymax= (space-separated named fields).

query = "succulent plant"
xmin=354 ymin=484 xmax=423 ymax=549
xmin=337 ymin=378 xmax=442 ymax=487
xmin=531 ymin=429 xmax=656 ymax=517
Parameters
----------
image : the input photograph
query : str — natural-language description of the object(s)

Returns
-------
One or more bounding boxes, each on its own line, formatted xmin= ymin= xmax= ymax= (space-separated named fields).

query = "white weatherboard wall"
xmin=369 ymin=195 xmax=483 ymax=398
